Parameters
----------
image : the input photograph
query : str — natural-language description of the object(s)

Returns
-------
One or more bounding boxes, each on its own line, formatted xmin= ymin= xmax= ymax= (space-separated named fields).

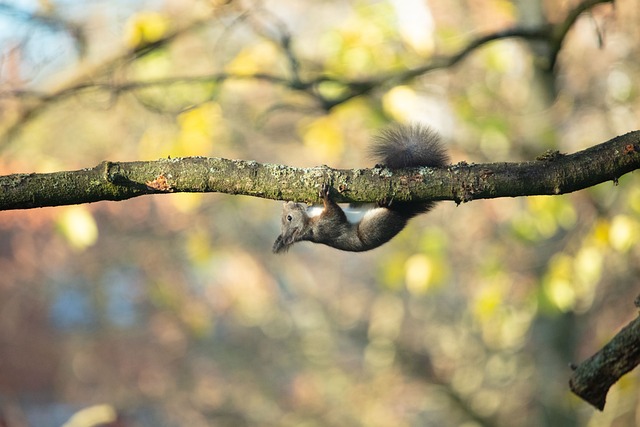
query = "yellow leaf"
xmin=609 ymin=215 xmax=638 ymax=252
xmin=62 ymin=404 xmax=117 ymax=427
xmin=57 ymin=206 xmax=98 ymax=250
xmin=590 ymin=219 xmax=610 ymax=246
xmin=225 ymin=42 xmax=278 ymax=76
xmin=543 ymin=254 xmax=575 ymax=311
xmin=574 ymin=246 xmax=603 ymax=287
xmin=405 ymin=254 xmax=442 ymax=295
xmin=544 ymin=278 xmax=575 ymax=312
xmin=474 ymin=281 xmax=504 ymax=320
xmin=125 ymin=12 xmax=169 ymax=48
xmin=175 ymin=102 xmax=224 ymax=156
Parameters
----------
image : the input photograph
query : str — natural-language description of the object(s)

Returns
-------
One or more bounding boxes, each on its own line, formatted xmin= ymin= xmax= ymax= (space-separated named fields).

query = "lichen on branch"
xmin=0 ymin=131 xmax=639 ymax=211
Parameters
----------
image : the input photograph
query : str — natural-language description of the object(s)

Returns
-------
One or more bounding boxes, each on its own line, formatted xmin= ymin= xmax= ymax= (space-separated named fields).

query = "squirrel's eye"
xmin=286 ymin=215 xmax=293 ymax=221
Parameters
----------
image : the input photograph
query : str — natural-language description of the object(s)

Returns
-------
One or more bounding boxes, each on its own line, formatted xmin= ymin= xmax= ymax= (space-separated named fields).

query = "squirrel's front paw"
xmin=319 ymin=183 xmax=331 ymax=199
xmin=378 ymin=196 xmax=394 ymax=208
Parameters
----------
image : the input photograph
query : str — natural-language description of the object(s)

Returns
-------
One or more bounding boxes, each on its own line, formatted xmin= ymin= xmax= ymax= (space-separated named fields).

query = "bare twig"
xmin=0 ymin=15 xmax=213 ymax=145
xmin=547 ymin=0 xmax=613 ymax=70
xmin=1 ymin=0 xmax=613 ymax=143
xmin=569 ymin=297 xmax=640 ymax=410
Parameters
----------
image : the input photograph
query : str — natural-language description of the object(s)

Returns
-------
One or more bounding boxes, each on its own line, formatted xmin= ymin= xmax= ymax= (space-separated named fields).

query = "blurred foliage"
xmin=125 ymin=12 xmax=171 ymax=48
xmin=0 ymin=0 xmax=639 ymax=426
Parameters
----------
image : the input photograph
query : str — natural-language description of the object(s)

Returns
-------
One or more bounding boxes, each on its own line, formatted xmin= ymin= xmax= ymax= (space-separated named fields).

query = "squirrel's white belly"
xmin=307 ymin=204 xmax=378 ymax=224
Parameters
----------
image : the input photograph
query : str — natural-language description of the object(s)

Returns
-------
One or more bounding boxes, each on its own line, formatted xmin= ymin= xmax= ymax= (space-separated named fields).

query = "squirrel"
xmin=272 ymin=124 xmax=449 ymax=253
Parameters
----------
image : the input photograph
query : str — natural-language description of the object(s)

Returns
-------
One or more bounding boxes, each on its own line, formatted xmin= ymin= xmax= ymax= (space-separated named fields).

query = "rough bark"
xmin=569 ymin=297 xmax=640 ymax=410
xmin=1 ymin=131 xmax=639 ymax=211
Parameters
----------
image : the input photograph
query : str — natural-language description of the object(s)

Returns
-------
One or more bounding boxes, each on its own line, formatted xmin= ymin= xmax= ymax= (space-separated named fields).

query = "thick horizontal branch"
xmin=1 ymin=131 xmax=638 ymax=211
xmin=569 ymin=298 xmax=640 ymax=410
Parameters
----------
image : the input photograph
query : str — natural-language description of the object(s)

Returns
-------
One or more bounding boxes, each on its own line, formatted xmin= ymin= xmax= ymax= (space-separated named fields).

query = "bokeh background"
xmin=1 ymin=1 xmax=639 ymax=426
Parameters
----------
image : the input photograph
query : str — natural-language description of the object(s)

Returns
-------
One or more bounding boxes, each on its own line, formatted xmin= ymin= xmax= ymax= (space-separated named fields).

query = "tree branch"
xmin=1 ymin=0 xmax=613 ymax=144
xmin=547 ymin=0 xmax=613 ymax=70
xmin=1 ymin=131 xmax=638 ymax=211
xmin=0 ymin=15 xmax=213 ymax=146
xmin=569 ymin=296 xmax=640 ymax=410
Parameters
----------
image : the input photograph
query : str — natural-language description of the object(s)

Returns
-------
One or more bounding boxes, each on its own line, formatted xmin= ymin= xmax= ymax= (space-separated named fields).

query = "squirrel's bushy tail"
xmin=369 ymin=124 xmax=449 ymax=217
xmin=370 ymin=124 xmax=449 ymax=168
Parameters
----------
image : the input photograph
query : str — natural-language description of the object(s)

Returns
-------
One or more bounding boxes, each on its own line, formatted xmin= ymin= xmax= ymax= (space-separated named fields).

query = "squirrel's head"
xmin=272 ymin=202 xmax=312 ymax=253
